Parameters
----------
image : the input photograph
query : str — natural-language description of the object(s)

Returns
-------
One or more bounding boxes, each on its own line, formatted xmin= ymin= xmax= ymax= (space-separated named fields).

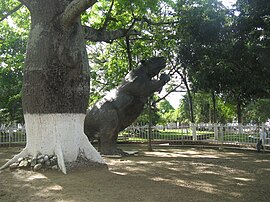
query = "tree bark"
xmin=83 ymin=26 xmax=139 ymax=42
xmin=61 ymin=0 xmax=97 ymax=27
xmin=0 ymin=4 xmax=23 ymax=22
xmin=175 ymin=69 xmax=194 ymax=123
xmin=237 ymin=95 xmax=242 ymax=124
xmin=187 ymin=89 xmax=195 ymax=123
xmin=23 ymin=4 xmax=89 ymax=114
xmin=182 ymin=77 xmax=194 ymax=123
xmin=211 ymin=91 xmax=216 ymax=123
xmin=126 ymin=35 xmax=133 ymax=70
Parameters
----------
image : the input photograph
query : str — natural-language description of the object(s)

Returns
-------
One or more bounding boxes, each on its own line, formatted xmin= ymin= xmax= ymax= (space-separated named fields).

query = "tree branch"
xmin=62 ymin=0 xmax=97 ymax=27
xmin=141 ymin=16 xmax=181 ymax=26
xmin=100 ymin=0 xmax=115 ymax=30
xmin=153 ymin=83 xmax=183 ymax=105
xmin=83 ymin=26 xmax=139 ymax=43
xmin=126 ymin=35 xmax=133 ymax=70
xmin=0 ymin=3 xmax=23 ymax=22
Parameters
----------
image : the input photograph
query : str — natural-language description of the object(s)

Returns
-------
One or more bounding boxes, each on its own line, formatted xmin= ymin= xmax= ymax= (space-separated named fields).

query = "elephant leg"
xmin=110 ymin=131 xmax=129 ymax=156
xmin=98 ymin=110 xmax=122 ymax=155
xmin=99 ymin=136 xmax=128 ymax=156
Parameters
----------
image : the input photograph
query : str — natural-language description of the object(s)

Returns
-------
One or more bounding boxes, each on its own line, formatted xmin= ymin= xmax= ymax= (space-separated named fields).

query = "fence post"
xmin=219 ymin=124 xmax=224 ymax=144
xmin=261 ymin=124 xmax=266 ymax=152
xmin=238 ymin=123 xmax=243 ymax=135
xmin=8 ymin=125 xmax=12 ymax=147
xmin=191 ymin=123 xmax=197 ymax=141
xmin=0 ymin=124 xmax=2 ymax=145
xmin=214 ymin=123 xmax=218 ymax=141
xmin=147 ymin=98 xmax=153 ymax=151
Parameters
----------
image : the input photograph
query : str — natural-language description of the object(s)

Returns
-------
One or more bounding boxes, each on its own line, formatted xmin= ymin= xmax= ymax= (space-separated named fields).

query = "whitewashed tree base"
xmin=0 ymin=113 xmax=105 ymax=174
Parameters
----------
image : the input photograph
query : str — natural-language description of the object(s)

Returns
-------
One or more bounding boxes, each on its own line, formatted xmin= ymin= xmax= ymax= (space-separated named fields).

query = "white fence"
xmin=119 ymin=123 xmax=270 ymax=148
xmin=1 ymin=123 xmax=270 ymax=149
xmin=0 ymin=124 xmax=26 ymax=146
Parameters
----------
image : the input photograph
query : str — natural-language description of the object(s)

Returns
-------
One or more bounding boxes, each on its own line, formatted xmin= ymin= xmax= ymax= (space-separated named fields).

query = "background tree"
xmin=170 ymin=0 xmax=270 ymax=124
xmin=243 ymin=99 xmax=270 ymax=124
xmin=0 ymin=1 xmax=29 ymax=123
xmin=215 ymin=0 xmax=270 ymax=123
xmin=173 ymin=0 xmax=231 ymax=123
xmin=177 ymin=92 xmax=235 ymax=123
xmin=157 ymin=99 xmax=175 ymax=126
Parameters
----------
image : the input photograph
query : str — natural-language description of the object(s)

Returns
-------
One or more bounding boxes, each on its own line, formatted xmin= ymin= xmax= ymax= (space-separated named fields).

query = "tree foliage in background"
xmin=86 ymin=0 xmax=176 ymax=105
xmin=0 ymin=2 xmax=29 ymax=123
xmin=171 ymin=0 xmax=270 ymax=124
xmin=1 ymin=0 xmax=270 ymax=124
xmin=177 ymin=92 xmax=235 ymax=123
xmin=157 ymin=99 xmax=175 ymax=125
xmin=243 ymin=99 xmax=270 ymax=124
xmin=217 ymin=0 xmax=270 ymax=123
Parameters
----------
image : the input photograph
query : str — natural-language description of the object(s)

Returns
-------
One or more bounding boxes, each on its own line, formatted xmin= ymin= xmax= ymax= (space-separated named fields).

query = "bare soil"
xmin=0 ymin=145 xmax=270 ymax=202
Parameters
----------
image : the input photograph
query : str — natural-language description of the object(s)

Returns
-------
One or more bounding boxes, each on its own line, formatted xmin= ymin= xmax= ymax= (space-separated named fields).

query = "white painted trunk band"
xmin=1 ymin=113 xmax=105 ymax=174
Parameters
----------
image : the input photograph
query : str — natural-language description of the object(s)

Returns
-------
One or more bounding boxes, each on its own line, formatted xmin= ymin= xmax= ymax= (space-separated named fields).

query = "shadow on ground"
xmin=0 ymin=145 xmax=270 ymax=202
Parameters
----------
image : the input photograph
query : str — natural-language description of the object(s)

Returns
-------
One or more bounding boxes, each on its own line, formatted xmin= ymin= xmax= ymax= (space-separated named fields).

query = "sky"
xmin=164 ymin=0 xmax=237 ymax=109
xmin=221 ymin=0 xmax=236 ymax=8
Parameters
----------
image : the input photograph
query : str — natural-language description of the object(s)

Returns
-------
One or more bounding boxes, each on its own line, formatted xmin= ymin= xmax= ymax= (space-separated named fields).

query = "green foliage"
xmin=163 ymin=0 xmax=270 ymax=123
xmin=134 ymin=96 xmax=161 ymax=126
xmin=1 ymin=0 xmax=270 ymax=125
xmin=177 ymin=92 xmax=235 ymax=123
xmin=172 ymin=0 xmax=231 ymax=93
xmin=156 ymin=99 xmax=176 ymax=125
xmin=0 ymin=4 xmax=29 ymax=123
xmin=233 ymin=0 xmax=270 ymax=96
xmin=86 ymin=0 xmax=175 ymax=104
xmin=0 ymin=0 xmax=30 ymax=123
xmin=175 ymin=92 xmax=270 ymax=125
xmin=158 ymin=99 xmax=174 ymax=113
xmin=0 ymin=0 xmax=21 ymax=19
xmin=88 ymin=42 xmax=130 ymax=105
xmin=243 ymin=99 xmax=270 ymax=124
xmin=133 ymin=106 xmax=161 ymax=126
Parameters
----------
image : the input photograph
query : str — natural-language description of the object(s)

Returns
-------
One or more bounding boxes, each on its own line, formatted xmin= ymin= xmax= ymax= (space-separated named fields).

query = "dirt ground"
xmin=0 ymin=145 xmax=270 ymax=202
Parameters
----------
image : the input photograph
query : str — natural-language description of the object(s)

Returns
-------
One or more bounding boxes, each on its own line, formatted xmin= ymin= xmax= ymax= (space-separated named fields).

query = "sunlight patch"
xmin=105 ymin=159 xmax=133 ymax=166
xmin=144 ymin=150 xmax=220 ymax=159
xmin=235 ymin=177 xmax=254 ymax=182
xmin=151 ymin=177 xmax=218 ymax=194
xmin=46 ymin=185 xmax=63 ymax=191
xmin=137 ymin=161 xmax=152 ymax=164
xmin=111 ymin=171 xmax=127 ymax=176
xmin=255 ymin=159 xmax=270 ymax=163
xmin=151 ymin=177 xmax=165 ymax=182
xmin=27 ymin=173 xmax=48 ymax=181
xmin=13 ymin=170 xmax=47 ymax=181
xmin=125 ymin=166 xmax=145 ymax=172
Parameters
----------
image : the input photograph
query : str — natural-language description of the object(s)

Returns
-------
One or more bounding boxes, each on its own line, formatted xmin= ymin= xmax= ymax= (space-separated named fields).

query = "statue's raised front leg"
xmin=146 ymin=73 xmax=170 ymax=95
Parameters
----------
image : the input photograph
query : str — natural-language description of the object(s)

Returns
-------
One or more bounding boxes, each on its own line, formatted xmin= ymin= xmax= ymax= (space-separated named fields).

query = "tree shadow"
xmin=0 ymin=146 xmax=269 ymax=202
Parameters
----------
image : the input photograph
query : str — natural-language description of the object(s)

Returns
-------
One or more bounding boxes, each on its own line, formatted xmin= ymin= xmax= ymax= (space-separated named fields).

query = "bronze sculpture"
xmin=84 ymin=57 xmax=170 ymax=155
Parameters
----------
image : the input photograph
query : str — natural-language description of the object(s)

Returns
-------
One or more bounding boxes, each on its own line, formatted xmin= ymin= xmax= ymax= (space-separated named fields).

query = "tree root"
xmin=0 ymin=148 xmax=29 ymax=170
xmin=0 ymin=136 xmax=106 ymax=174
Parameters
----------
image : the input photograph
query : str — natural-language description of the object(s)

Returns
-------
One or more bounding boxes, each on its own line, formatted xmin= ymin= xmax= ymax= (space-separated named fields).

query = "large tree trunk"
xmin=1 ymin=0 xmax=104 ymax=173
